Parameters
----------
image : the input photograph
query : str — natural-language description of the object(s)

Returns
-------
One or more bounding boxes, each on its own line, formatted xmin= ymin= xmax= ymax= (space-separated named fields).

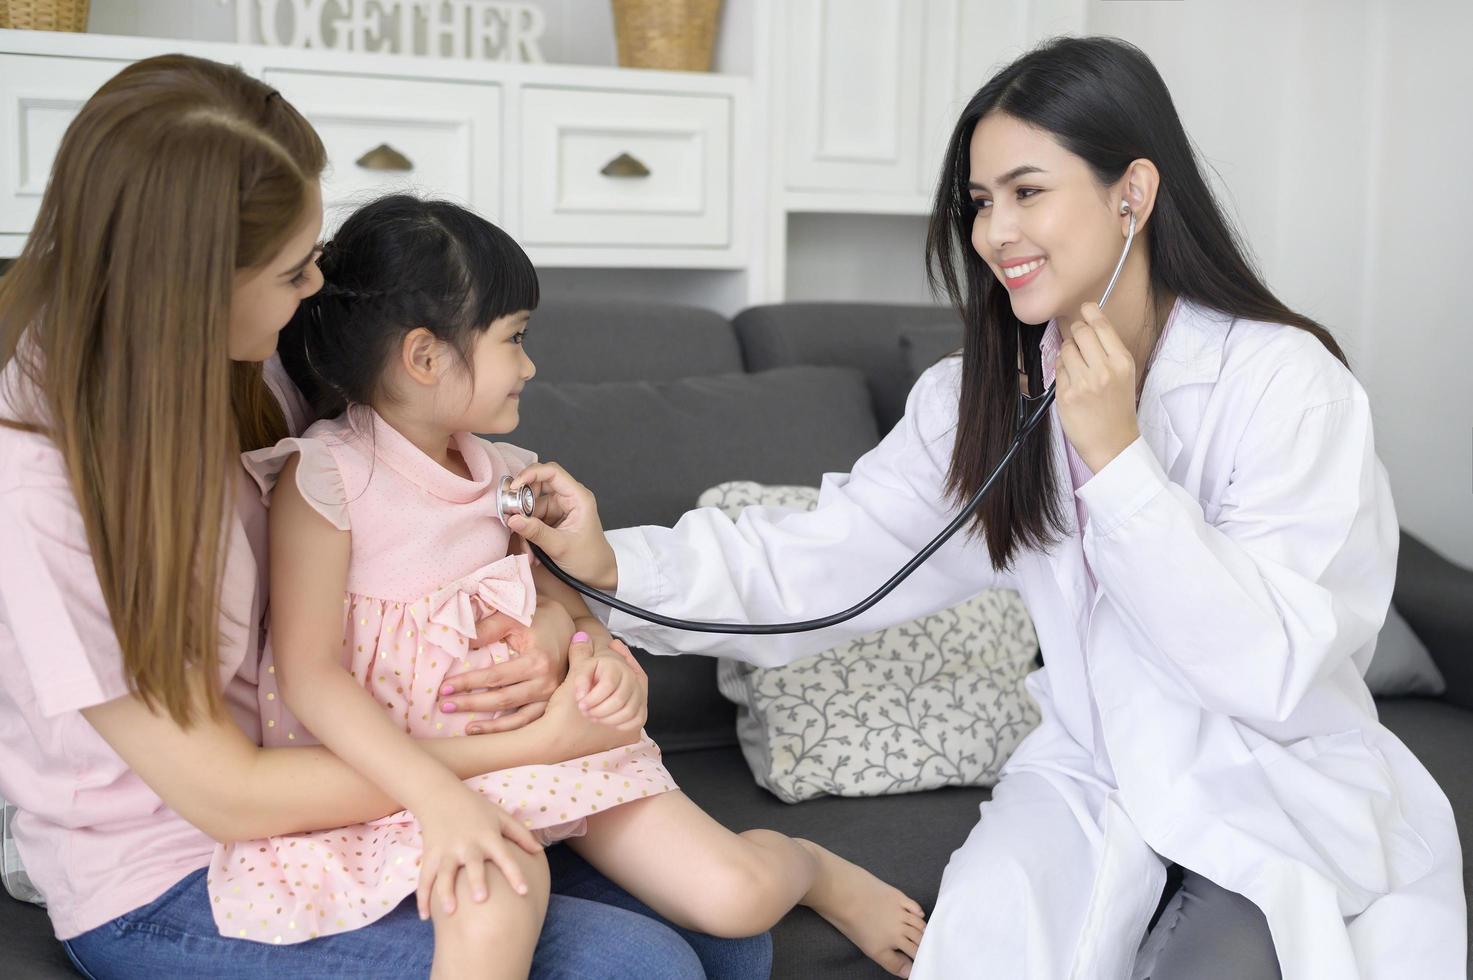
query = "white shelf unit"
xmin=0 ymin=28 xmax=760 ymax=296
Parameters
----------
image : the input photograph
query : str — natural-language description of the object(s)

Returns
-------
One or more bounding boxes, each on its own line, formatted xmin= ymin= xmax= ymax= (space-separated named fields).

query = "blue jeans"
xmin=64 ymin=847 xmax=772 ymax=979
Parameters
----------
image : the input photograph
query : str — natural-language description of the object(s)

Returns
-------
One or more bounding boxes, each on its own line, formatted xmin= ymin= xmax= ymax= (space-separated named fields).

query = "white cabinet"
xmin=776 ymin=0 xmax=1088 ymax=213
xmin=518 ymin=87 xmax=730 ymax=248
xmin=0 ymin=32 xmax=749 ymax=275
xmin=783 ymin=0 xmax=924 ymax=197
xmin=262 ymin=69 xmax=502 ymax=228
xmin=0 ymin=52 xmax=130 ymax=234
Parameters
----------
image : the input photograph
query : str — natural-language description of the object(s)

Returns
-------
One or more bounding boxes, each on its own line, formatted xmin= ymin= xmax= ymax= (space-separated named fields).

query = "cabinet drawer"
xmin=262 ymin=69 xmax=501 ymax=228
xmin=0 ymin=53 xmax=131 ymax=235
xmin=518 ymin=87 xmax=730 ymax=248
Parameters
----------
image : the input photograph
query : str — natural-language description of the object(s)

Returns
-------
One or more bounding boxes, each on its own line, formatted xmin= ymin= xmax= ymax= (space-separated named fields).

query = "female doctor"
xmin=505 ymin=37 xmax=1466 ymax=979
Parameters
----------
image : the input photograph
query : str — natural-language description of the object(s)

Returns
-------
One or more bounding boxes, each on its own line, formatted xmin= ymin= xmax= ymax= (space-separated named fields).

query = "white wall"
xmin=1357 ymin=0 xmax=1473 ymax=566
xmin=1083 ymin=0 xmax=1471 ymax=565
xmin=1083 ymin=0 xmax=1374 ymax=359
xmin=785 ymin=213 xmax=933 ymax=305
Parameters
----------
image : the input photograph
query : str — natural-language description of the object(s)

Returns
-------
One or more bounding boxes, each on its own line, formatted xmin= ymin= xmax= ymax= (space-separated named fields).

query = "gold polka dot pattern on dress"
xmin=212 ymin=430 xmax=675 ymax=944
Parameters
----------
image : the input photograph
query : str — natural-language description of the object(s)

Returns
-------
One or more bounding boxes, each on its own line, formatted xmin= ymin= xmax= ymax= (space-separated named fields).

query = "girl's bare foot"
xmin=796 ymin=838 xmax=927 ymax=978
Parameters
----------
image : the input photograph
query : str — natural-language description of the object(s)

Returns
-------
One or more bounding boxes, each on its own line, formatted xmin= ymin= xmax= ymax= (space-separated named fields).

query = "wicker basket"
xmin=0 ymin=0 xmax=90 ymax=31
xmin=611 ymin=0 xmax=722 ymax=72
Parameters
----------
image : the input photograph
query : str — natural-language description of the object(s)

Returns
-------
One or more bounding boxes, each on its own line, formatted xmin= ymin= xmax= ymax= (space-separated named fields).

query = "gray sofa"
xmin=3 ymin=300 xmax=1469 ymax=977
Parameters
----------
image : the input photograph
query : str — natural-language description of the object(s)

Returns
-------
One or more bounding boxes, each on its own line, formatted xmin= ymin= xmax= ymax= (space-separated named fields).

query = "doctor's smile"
xmin=999 ymin=256 xmax=1048 ymax=288
xmin=0 ymin=10 xmax=1465 ymax=980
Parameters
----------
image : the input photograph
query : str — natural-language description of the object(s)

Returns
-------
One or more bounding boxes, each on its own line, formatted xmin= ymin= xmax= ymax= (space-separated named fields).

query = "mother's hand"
xmin=438 ymin=600 xmax=575 ymax=733
xmin=534 ymin=635 xmax=643 ymax=760
xmin=507 ymin=462 xmax=619 ymax=592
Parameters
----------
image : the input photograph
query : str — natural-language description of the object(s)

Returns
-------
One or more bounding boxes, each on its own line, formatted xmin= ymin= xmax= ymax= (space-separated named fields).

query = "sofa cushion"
xmin=1393 ymin=532 xmax=1473 ymax=709
xmin=1365 ymin=605 xmax=1447 ymax=698
xmin=1 ymin=800 xmax=41 ymax=906
xmin=511 ymin=366 xmax=880 ymax=531
xmin=698 ymin=480 xmax=1040 ymax=803
xmin=734 ymin=303 xmax=960 ymax=433
xmin=631 ymin=647 xmax=737 ymax=754
xmin=527 ymin=299 xmax=744 ymax=382
xmin=899 ymin=322 xmax=964 ymax=384
xmin=0 ymin=895 xmax=71 ymax=979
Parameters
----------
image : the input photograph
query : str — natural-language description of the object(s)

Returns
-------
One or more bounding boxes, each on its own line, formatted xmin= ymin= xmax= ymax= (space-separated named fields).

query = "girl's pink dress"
xmin=207 ymin=409 xmax=675 ymax=944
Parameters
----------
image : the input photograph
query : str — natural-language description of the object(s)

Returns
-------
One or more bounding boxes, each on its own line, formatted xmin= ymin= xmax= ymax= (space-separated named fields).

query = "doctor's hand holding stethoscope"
xmin=502 ymin=458 xmax=619 ymax=591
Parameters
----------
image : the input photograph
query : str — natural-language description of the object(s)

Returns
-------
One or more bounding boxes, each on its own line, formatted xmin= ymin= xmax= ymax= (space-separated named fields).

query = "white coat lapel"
xmin=1042 ymin=411 xmax=1100 ymax=752
xmin=1134 ymin=299 xmax=1231 ymax=478
xmin=1038 ymin=300 xmax=1230 ymax=756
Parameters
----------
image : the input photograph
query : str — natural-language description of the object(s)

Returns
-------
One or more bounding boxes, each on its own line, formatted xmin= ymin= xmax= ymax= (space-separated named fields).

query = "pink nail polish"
xmin=440 ymin=683 xmax=455 ymax=696
xmin=441 ymin=702 xmax=456 ymax=713
xmin=572 ymin=631 xmax=590 ymax=643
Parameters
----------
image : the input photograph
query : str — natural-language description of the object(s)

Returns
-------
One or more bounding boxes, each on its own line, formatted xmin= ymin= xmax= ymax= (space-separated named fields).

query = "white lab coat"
xmin=600 ymin=299 xmax=1467 ymax=978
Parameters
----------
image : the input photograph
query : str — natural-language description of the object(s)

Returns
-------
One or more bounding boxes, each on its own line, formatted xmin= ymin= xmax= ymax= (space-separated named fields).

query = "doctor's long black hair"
xmin=926 ymin=35 xmax=1346 ymax=573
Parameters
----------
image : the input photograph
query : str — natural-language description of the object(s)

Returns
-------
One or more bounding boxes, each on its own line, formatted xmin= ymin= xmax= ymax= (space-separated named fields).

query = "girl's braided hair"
xmin=278 ymin=195 xmax=538 ymax=418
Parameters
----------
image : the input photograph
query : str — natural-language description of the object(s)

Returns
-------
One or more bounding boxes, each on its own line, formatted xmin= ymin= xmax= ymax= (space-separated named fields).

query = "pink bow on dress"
xmin=414 ymin=554 xmax=537 ymax=643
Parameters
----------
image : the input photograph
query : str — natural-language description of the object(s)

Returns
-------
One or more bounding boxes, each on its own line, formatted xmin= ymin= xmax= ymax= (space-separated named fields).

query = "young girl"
xmin=209 ymin=194 xmax=928 ymax=978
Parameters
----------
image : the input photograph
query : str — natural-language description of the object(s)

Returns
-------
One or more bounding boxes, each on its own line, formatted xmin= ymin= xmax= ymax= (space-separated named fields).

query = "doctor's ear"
xmin=1115 ymin=160 xmax=1161 ymax=230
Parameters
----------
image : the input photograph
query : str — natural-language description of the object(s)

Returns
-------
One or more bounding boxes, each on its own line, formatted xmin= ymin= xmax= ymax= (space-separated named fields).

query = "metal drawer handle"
xmin=356 ymin=143 xmax=414 ymax=172
xmin=600 ymin=153 xmax=651 ymax=178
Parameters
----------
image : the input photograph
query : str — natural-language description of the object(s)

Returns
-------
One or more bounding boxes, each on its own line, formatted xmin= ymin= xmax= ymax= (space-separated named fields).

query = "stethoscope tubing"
xmin=527 ymin=387 xmax=1056 ymax=635
xmin=526 ymin=209 xmax=1138 ymax=635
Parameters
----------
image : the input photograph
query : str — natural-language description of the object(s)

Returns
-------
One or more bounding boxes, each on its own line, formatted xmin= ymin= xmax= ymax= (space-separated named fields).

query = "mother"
xmin=0 ymin=55 xmax=769 ymax=979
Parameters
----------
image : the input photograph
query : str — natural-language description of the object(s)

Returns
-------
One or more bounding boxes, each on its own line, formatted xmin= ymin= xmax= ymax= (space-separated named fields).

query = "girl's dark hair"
xmin=925 ymin=35 xmax=1346 ymax=573
xmin=279 ymin=194 xmax=538 ymax=417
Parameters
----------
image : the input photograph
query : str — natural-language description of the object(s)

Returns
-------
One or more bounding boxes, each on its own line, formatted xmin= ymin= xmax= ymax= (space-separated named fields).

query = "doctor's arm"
xmin=1077 ymin=391 xmax=1397 ymax=723
xmin=511 ymin=363 xmax=1007 ymax=668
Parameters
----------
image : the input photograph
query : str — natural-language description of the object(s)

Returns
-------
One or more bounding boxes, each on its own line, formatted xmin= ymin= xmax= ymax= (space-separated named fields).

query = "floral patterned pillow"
xmin=2 ymin=796 xmax=43 ymax=905
xmin=698 ymin=481 xmax=1042 ymax=804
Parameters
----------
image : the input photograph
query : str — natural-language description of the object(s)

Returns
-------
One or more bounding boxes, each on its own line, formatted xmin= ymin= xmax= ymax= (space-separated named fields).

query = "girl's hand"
xmin=1054 ymin=303 xmax=1142 ymax=473
xmin=505 ymin=463 xmax=618 ymax=592
xmin=535 ymin=635 xmax=643 ymax=758
xmin=573 ymin=637 xmax=648 ymax=733
xmin=440 ymin=602 xmax=575 ymax=733
xmin=414 ymin=782 xmax=541 ymax=920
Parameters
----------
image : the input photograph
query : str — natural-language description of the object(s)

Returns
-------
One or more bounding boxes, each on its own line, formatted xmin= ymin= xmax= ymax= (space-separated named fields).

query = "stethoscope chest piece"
xmin=496 ymin=476 xmax=536 ymax=527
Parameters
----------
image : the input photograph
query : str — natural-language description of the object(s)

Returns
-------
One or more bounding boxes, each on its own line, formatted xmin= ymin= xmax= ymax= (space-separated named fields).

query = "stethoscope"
xmin=500 ymin=202 xmax=1139 ymax=635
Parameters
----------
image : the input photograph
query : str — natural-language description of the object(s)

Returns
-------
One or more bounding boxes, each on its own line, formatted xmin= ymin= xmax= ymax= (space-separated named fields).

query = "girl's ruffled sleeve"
xmin=240 ymin=438 xmax=350 ymax=531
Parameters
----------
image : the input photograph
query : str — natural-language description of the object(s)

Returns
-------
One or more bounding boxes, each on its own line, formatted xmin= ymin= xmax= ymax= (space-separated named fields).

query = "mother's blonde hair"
xmin=0 ymin=55 xmax=326 ymax=725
